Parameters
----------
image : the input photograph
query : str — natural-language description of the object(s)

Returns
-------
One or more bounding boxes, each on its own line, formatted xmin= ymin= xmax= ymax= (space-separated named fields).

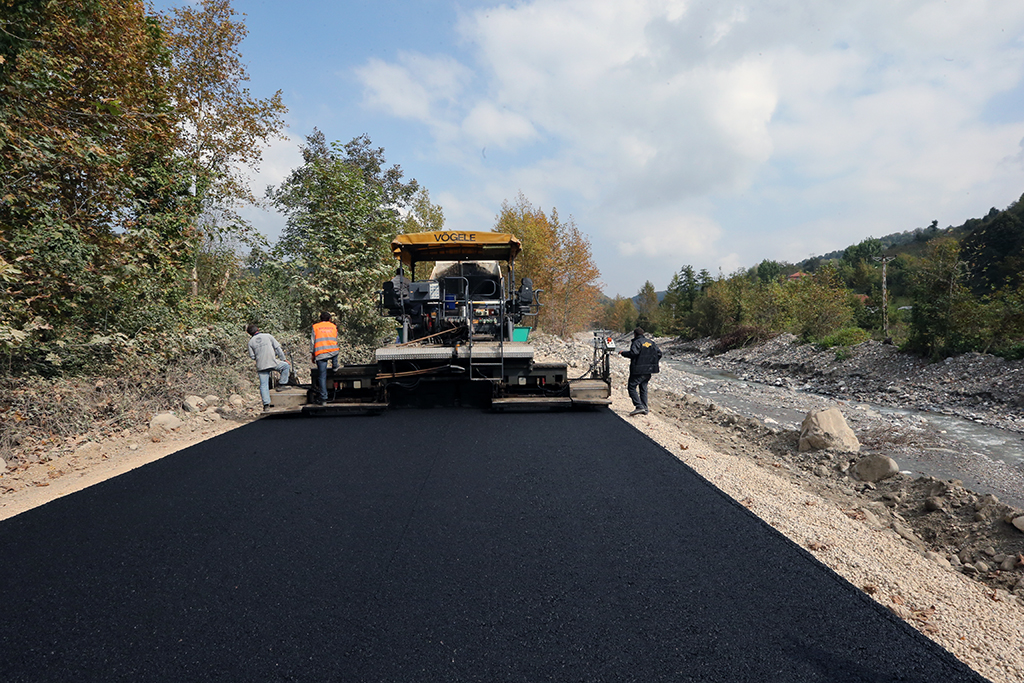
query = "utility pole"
xmin=874 ymin=256 xmax=895 ymax=340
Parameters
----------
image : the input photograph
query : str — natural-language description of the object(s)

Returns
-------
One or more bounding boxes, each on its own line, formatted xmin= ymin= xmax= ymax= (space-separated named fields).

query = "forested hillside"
xmin=602 ymin=193 xmax=1024 ymax=361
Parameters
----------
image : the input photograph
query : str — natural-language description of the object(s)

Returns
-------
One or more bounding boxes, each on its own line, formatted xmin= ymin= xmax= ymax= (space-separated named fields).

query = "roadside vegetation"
xmin=601 ymin=195 xmax=1024 ymax=362
xmin=16 ymin=1 xmax=1021 ymax=464
xmin=0 ymin=0 xmax=602 ymax=465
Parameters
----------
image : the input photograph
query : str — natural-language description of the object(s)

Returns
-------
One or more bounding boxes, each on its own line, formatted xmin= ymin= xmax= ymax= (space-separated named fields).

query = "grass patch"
xmin=816 ymin=327 xmax=870 ymax=350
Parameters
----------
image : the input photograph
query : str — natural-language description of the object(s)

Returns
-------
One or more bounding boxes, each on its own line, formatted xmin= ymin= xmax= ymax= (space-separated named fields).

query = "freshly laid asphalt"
xmin=0 ymin=408 xmax=989 ymax=682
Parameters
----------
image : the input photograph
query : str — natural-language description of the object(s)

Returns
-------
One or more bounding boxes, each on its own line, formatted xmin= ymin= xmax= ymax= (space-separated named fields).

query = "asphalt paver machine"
xmin=276 ymin=231 xmax=613 ymax=414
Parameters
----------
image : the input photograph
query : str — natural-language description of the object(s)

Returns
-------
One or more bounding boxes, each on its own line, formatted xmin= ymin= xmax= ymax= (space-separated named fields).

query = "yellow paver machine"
xmin=272 ymin=231 xmax=613 ymax=415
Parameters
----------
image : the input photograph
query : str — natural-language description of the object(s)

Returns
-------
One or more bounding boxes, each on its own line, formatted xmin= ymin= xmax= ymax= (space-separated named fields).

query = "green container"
xmin=512 ymin=326 xmax=530 ymax=342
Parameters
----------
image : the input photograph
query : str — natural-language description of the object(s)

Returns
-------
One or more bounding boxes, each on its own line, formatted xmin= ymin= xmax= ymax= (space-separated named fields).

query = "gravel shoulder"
xmin=3 ymin=336 xmax=1022 ymax=683
xmin=0 ymin=399 xmax=261 ymax=522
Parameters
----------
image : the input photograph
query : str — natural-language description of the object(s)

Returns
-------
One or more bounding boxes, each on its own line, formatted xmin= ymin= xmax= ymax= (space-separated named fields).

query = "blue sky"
xmin=159 ymin=0 xmax=1024 ymax=297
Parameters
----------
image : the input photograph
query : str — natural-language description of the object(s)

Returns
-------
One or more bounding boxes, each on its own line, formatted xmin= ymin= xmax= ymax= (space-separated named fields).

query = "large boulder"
xmin=798 ymin=407 xmax=860 ymax=453
xmin=852 ymin=455 xmax=900 ymax=483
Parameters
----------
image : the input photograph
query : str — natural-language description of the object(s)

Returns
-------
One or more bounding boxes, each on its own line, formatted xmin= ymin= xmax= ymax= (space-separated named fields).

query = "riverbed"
xmin=663 ymin=358 xmax=1024 ymax=509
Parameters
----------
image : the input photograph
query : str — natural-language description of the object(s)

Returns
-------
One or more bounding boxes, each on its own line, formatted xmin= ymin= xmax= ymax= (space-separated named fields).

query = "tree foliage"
xmin=160 ymin=0 xmax=287 ymax=294
xmin=495 ymin=192 xmax=555 ymax=299
xmin=1 ymin=0 xmax=196 ymax=370
xmin=600 ymin=295 xmax=637 ymax=333
xmin=494 ymin=194 xmax=601 ymax=336
xmin=339 ymin=133 xmax=419 ymax=210
xmin=755 ymin=259 xmax=782 ymax=283
xmin=269 ymin=132 xmax=411 ymax=348
xmin=842 ymin=237 xmax=882 ymax=265
xmin=905 ymin=239 xmax=981 ymax=358
xmin=400 ymin=188 xmax=445 ymax=234
xmin=685 ymin=264 xmax=852 ymax=342
xmin=634 ymin=281 xmax=659 ymax=333
xmin=961 ymin=209 xmax=1024 ymax=293
xmin=547 ymin=216 xmax=602 ymax=336
xmin=160 ymin=0 xmax=286 ymax=211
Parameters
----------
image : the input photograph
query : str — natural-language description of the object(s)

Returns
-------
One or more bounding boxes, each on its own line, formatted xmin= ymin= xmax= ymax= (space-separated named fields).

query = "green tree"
xmin=635 ymin=281 xmax=659 ymax=334
xmin=659 ymin=265 xmax=700 ymax=335
xmin=906 ymin=239 xmax=983 ymax=358
xmin=961 ymin=209 xmax=1024 ymax=293
xmin=1 ymin=0 xmax=195 ymax=368
xmin=793 ymin=265 xmax=854 ymax=340
xmin=400 ymin=188 xmax=445 ymax=234
xmin=660 ymin=272 xmax=684 ymax=334
xmin=340 ymin=133 xmax=419 ymax=210
xmin=269 ymin=133 xmax=404 ymax=348
xmin=680 ymin=266 xmax=700 ymax=311
xmin=697 ymin=268 xmax=714 ymax=292
xmin=842 ymin=237 xmax=882 ymax=265
xmin=756 ymin=259 xmax=782 ymax=283
xmin=160 ymin=0 xmax=287 ymax=295
xmin=983 ymin=283 xmax=1024 ymax=358
xmin=748 ymin=281 xmax=794 ymax=332
xmin=689 ymin=278 xmax=734 ymax=338
xmin=601 ymin=296 xmax=637 ymax=333
xmin=849 ymin=259 xmax=879 ymax=293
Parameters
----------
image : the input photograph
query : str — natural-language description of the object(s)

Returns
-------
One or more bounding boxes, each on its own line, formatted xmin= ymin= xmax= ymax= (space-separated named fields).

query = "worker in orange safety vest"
xmin=311 ymin=311 xmax=340 ymax=405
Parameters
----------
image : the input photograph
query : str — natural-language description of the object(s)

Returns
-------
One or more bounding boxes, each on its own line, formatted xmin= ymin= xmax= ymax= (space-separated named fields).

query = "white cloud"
xmin=462 ymin=103 xmax=538 ymax=149
xmin=354 ymin=52 xmax=471 ymax=121
xmin=352 ymin=0 xmax=1024 ymax=295
xmin=615 ymin=211 xmax=722 ymax=260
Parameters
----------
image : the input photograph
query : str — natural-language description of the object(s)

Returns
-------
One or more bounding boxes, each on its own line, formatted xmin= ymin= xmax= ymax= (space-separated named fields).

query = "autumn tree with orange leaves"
xmin=494 ymin=193 xmax=601 ymax=337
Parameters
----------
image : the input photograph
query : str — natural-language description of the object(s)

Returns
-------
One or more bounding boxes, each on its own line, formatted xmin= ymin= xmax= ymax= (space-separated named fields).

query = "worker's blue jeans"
xmin=316 ymin=354 xmax=340 ymax=402
xmin=257 ymin=361 xmax=291 ymax=406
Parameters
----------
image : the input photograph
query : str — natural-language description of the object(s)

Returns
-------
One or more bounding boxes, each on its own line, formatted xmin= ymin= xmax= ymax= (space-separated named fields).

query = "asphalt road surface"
xmin=0 ymin=409 xmax=988 ymax=682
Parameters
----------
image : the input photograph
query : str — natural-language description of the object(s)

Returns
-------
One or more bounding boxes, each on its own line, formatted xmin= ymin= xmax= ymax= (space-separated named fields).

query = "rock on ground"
xmin=799 ymin=407 xmax=861 ymax=452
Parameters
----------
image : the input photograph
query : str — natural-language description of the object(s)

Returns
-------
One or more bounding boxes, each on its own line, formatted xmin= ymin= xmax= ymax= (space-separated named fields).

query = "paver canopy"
xmin=391 ymin=231 xmax=522 ymax=266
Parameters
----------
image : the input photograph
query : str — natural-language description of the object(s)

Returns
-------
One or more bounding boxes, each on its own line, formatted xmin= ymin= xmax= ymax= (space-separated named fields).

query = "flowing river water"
xmin=666 ymin=359 xmax=1024 ymax=509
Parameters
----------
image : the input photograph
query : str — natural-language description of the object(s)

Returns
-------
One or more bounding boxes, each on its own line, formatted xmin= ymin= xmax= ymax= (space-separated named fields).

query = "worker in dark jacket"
xmin=620 ymin=327 xmax=661 ymax=416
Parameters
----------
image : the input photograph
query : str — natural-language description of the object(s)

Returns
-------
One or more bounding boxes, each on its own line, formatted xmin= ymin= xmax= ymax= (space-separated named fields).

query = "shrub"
xmin=817 ymin=327 xmax=870 ymax=349
xmin=711 ymin=325 xmax=773 ymax=355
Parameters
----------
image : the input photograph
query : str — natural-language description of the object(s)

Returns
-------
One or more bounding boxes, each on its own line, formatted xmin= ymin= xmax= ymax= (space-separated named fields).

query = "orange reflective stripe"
xmin=312 ymin=322 xmax=339 ymax=356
